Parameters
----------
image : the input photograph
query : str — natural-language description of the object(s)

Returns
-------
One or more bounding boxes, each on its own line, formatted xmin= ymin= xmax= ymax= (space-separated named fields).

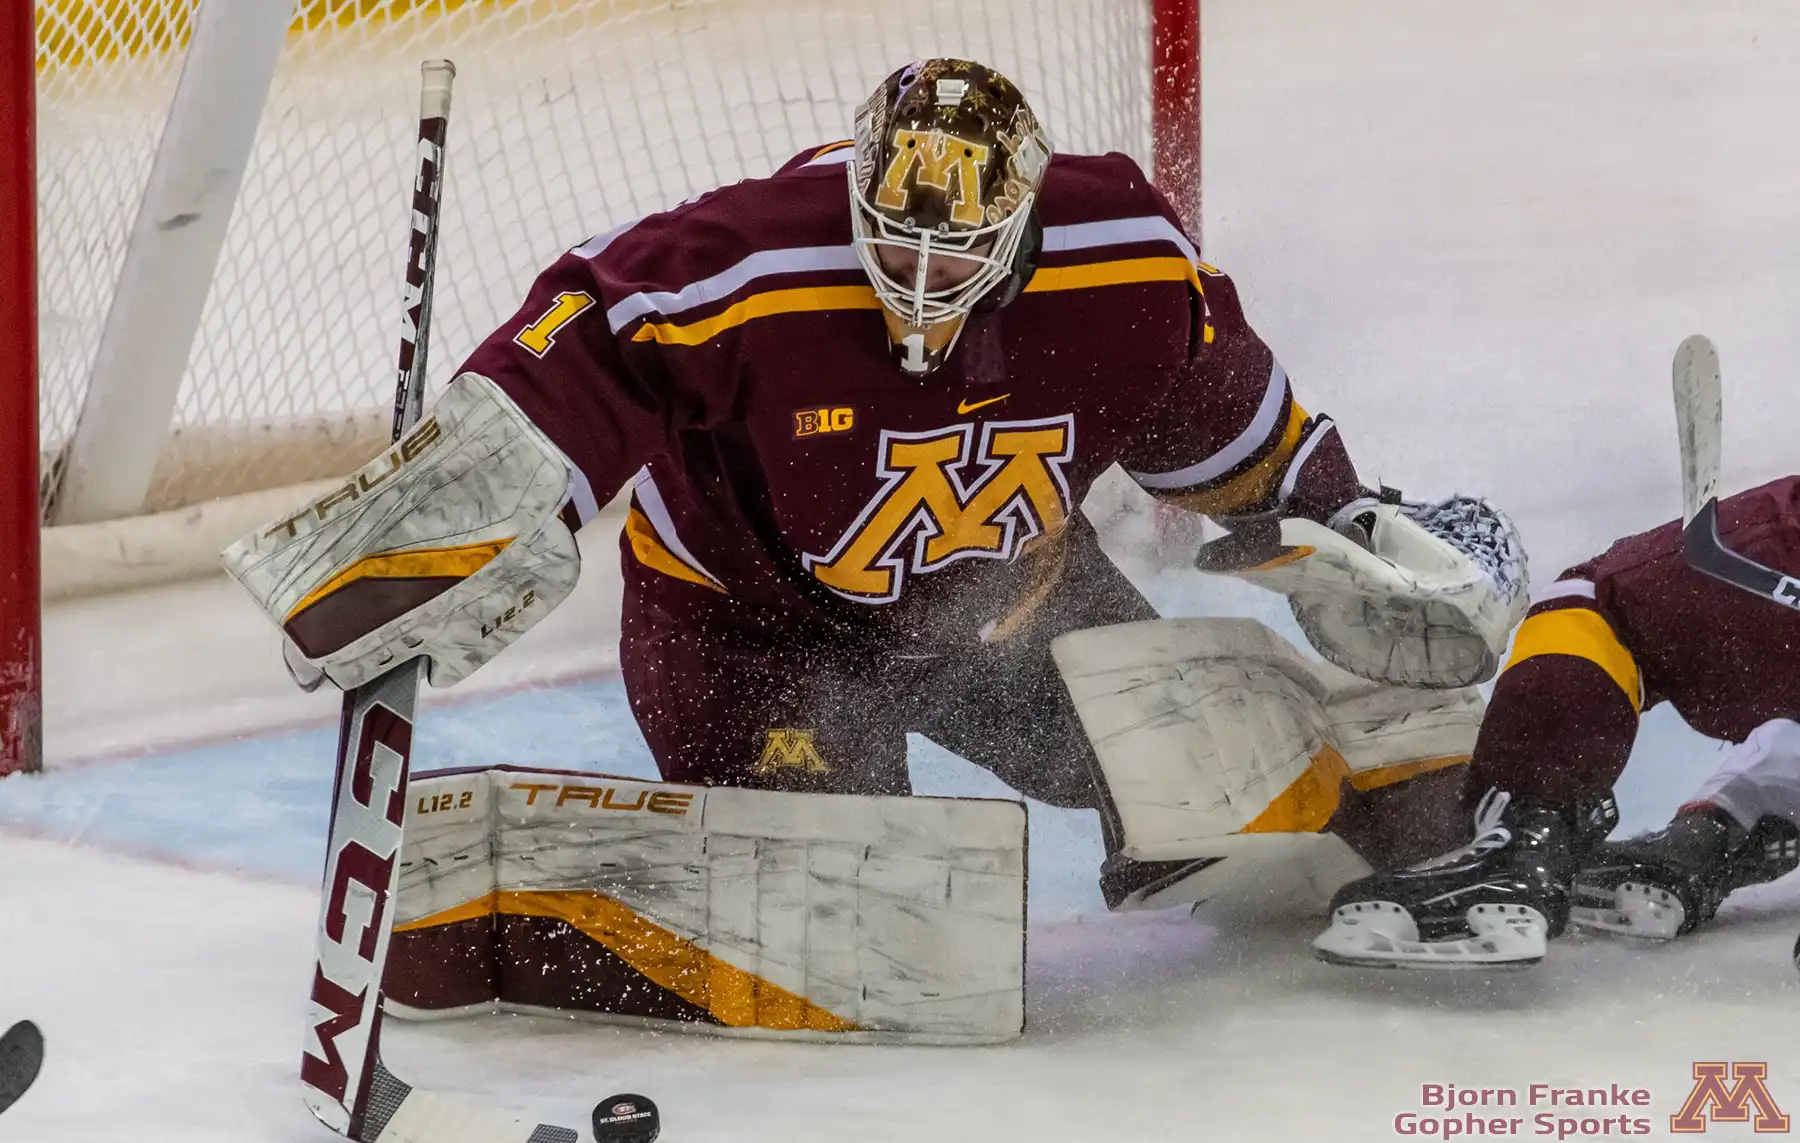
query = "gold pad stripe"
xmin=1246 ymin=544 xmax=1316 ymax=573
xmin=1504 ymin=607 xmax=1643 ymax=713
xmin=629 ymin=285 xmax=881 ymax=347
xmin=625 ymin=507 xmax=725 ymax=592
xmin=1234 ymin=747 xmax=1471 ymax=834
xmin=398 ymin=890 xmax=861 ymax=1033
xmin=393 ymin=894 xmax=497 ymax=934
xmin=1239 ymin=745 xmax=1350 ymax=834
xmin=1346 ymin=754 xmax=1470 ymax=793
xmin=285 ymin=539 xmax=511 ymax=623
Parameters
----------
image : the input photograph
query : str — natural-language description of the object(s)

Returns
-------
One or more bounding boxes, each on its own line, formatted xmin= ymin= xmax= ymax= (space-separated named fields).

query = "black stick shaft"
xmin=391 ymin=60 xmax=456 ymax=442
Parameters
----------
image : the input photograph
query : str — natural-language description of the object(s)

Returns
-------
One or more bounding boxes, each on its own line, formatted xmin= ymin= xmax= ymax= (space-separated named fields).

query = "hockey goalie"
xmin=224 ymin=59 xmax=1527 ymax=1043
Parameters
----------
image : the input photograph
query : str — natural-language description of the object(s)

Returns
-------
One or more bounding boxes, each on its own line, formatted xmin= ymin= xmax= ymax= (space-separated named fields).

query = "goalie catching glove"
xmin=1197 ymin=492 xmax=1529 ymax=689
xmin=221 ymin=373 xmax=583 ymax=690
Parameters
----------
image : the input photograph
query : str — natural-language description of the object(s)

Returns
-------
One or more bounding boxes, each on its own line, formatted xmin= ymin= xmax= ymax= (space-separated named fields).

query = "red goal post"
xmin=11 ymin=0 xmax=1203 ymax=772
xmin=2 ymin=0 xmax=38 ymax=776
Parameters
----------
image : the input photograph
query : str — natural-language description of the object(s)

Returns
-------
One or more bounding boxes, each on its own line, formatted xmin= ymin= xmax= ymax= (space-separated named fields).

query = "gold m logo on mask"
xmin=875 ymin=129 xmax=990 ymax=227
xmin=803 ymin=417 xmax=1074 ymax=603
xmin=756 ymin=729 xmax=827 ymax=775
xmin=1670 ymin=1062 xmax=1789 ymax=1133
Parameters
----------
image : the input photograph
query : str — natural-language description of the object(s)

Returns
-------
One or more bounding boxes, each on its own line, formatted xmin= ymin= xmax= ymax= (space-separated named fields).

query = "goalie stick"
xmin=1672 ymin=335 xmax=1800 ymax=611
xmin=299 ymin=60 xmax=578 ymax=1143
xmin=0 ymin=1020 xmax=43 ymax=1116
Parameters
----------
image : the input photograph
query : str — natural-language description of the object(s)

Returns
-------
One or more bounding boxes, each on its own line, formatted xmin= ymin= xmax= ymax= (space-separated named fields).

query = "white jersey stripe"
xmin=570 ymin=217 xmax=642 ymax=262
xmin=632 ymin=466 xmax=722 ymax=585
xmin=803 ymin=146 xmax=855 ymax=167
xmin=1277 ymin=417 xmax=1335 ymax=505
xmin=1041 ymin=215 xmax=1201 ymax=270
xmin=605 ymin=245 xmax=861 ymax=333
xmin=567 ymin=466 xmax=601 ymax=528
xmin=1533 ymin=578 xmax=1598 ymax=605
xmin=1125 ymin=359 xmax=1290 ymax=492
xmin=595 ymin=214 xmax=1200 ymax=338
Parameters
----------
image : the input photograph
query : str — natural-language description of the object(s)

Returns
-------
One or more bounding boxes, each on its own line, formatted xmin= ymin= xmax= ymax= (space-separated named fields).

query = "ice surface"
xmin=6 ymin=2 xmax=1800 ymax=1139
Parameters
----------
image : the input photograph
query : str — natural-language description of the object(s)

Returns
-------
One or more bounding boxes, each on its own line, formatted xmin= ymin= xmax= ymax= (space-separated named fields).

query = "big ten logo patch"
xmin=794 ymin=407 xmax=855 ymax=438
xmin=1671 ymin=1062 xmax=1790 ymax=1133
xmin=803 ymin=416 xmax=1075 ymax=604
xmin=756 ymin=729 xmax=827 ymax=775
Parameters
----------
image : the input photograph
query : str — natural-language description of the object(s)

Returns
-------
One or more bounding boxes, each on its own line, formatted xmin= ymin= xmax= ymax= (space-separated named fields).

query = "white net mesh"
xmin=38 ymin=0 xmax=1155 ymax=520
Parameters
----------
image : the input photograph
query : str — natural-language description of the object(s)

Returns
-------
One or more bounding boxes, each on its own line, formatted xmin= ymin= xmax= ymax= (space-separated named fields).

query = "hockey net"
xmin=34 ymin=0 xmax=1196 ymax=556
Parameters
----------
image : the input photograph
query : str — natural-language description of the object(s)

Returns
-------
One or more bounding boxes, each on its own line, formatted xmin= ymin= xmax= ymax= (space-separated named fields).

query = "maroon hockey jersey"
xmin=456 ymin=144 xmax=1357 ymax=651
xmin=1469 ymin=475 xmax=1800 ymax=805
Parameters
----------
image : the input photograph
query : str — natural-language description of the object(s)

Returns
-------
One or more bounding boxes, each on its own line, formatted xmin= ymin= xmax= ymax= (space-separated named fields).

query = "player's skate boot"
xmin=1570 ymin=806 xmax=1799 ymax=939
xmin=1311 ymin=789 xmax=1616 ymax=969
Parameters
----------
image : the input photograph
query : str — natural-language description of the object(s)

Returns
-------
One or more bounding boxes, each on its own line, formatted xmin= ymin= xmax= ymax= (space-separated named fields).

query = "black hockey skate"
xmin=1312 ymin=790 xmax=1616 ymax=969
xmin=1570 ymin=806 xmax=1799 ymax=939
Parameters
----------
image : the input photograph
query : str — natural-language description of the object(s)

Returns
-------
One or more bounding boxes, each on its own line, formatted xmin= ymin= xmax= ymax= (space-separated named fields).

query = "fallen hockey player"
xmin=226 ymin=58 xmax=1528 ymax=1040
xmin=1314 ymin=474 xmax=1800 ymax=970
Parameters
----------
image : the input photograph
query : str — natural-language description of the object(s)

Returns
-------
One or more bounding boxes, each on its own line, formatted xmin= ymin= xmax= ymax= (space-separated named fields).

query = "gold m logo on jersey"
xmin=875 ymin=130 xmax=990 ymax=227
xmin=804 ymin=417 xmax=1074 ymax=603
xmin=756 ymin=729 xmax=827 ymax=775
xmin=1670 ymin=1062 xmax=1789 ymax=1132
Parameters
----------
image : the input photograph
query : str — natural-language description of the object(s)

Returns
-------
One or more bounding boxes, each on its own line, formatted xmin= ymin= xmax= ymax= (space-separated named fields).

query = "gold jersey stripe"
xmin=629 ymin=285 xmax=882 ymax=347
xmin=625 ymin=254 xmax=1206 ymax=349
xmin=1024 ymin=255 xmax=1202 ymax=296
xmin=625 ymin=507 xmax=725 ymax=592
xmin=1503 ymin=607 xmax=1644 ymax=713
xmin=284 ymin=538 xmax=511 ymax=623
xmin=1158 ymin=399 xmax=1308 ymax=518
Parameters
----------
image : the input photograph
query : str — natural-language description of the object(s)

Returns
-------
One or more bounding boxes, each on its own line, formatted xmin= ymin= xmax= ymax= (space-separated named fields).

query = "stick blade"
xmin=0 ymin=1020 xmax=44 ymax=1115
xmin=373 ymin=1087 xmax=579 ymax=1143
xmin=1673 ymin=333 xmax=1721 ymax=523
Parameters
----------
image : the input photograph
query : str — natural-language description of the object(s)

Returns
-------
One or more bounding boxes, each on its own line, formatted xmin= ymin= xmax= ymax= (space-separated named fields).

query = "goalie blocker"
xmin=222 ymin=372 xmax=587 ymax=692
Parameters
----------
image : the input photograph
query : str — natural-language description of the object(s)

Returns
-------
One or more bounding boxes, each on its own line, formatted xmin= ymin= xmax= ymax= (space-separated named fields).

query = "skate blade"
xmin=1569 ymin=881 xmax=1685 ymax=940
xmin=1311 ymin=901 xmax=1548 ymax=970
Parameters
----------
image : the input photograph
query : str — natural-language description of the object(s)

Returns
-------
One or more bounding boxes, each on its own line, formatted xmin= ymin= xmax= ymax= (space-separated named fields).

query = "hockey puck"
xmin=593 ymin=1093 xmax=659 ymax=1143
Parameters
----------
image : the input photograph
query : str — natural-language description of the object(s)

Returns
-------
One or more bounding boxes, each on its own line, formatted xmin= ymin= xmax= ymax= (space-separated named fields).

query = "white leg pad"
xmin=388 ymin=768 xmax=1026 ymax=1045
xmin=1054 ymin=618 xmax=1482 ymax=911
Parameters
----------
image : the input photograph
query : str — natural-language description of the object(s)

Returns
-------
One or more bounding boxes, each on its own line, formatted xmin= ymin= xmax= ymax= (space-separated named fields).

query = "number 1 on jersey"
xmin=901 ymin=332 xmax=928 ymax=373
xmin=514 ymin=290 xmax=595 ymax=357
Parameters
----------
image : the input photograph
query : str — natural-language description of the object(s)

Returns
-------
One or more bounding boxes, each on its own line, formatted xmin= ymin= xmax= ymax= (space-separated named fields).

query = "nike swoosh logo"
xmin=957 ymin=393 xmax=1010 ymax=415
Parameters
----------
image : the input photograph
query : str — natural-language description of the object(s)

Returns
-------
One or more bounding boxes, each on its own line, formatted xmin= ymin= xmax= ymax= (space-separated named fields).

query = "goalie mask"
xmin=850 ymin=59 xmax=1051 ymax=376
